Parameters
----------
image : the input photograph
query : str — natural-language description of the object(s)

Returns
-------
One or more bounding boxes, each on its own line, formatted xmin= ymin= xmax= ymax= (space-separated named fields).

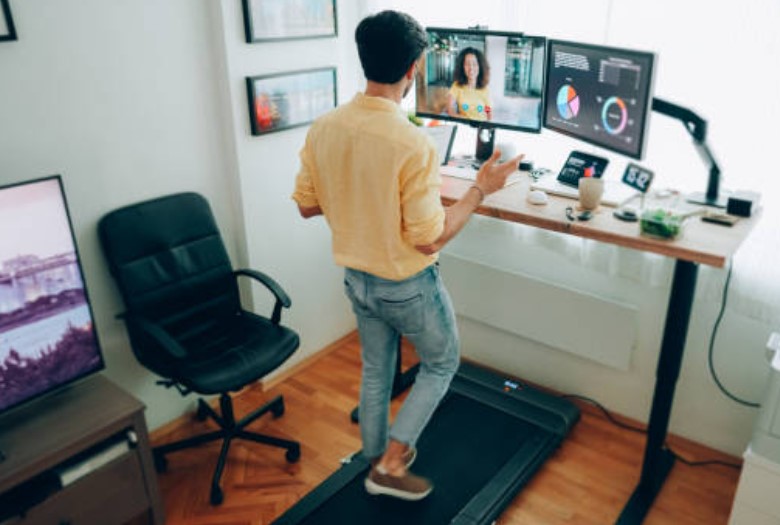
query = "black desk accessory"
xmin=613 ymin=208 xmax=639 ymax=222
xmin=622 ymin=163 xmax=654 ymax=194
xmin=566 ymin=207 xmax=592 ymax=221
xmin=651 ymin=98 xmax=726 ymax=208
xmin=475 ymin=126 xmax=496 ymax=161
xmin=702 ymin=212 xmax=739 ymax=226
xmin=726 ymin=191 xmax=760 ymax=217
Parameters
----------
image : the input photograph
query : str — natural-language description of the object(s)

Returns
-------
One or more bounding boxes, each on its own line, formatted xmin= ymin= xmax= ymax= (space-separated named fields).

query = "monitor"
xmin=0 ymin=175 xmax=104 ymax=417
xmin=415 ymin=27 xmax=547 ymax=135
xmin=543 ymin=40 xmax=656 ymax=160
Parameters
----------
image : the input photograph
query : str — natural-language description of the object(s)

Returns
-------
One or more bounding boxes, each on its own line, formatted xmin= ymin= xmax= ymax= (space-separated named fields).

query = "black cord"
xmin=561 ymin=393 xmax=742 ymax=470
xmin=708 ymin=261 xmax=761 ymax=408
xmin=556 ymin=260 xmax=762 ymax=471
xmin=561 ymin=394 xmax=645 ymax=434
xmin=669 ymin=451 xmax=741 ymax=469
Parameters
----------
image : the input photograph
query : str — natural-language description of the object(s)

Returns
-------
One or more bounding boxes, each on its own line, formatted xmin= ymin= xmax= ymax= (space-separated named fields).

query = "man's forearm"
xmin=415 ymin=185 xmax=483 ymax=255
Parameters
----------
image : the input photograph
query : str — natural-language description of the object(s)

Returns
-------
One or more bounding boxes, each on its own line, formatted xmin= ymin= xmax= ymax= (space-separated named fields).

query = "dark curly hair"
xmin=355 ymin=10 xmax=427 ymax=84
xmin=452 ymin=47 xmax=490 ymax=89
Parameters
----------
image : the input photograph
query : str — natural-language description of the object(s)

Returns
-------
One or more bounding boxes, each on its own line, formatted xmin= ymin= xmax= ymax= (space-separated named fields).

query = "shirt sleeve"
xmin=291 ymin=132 xmax=320 ymax=209
xmin=399 ymin=139 xmax=445 ymax=247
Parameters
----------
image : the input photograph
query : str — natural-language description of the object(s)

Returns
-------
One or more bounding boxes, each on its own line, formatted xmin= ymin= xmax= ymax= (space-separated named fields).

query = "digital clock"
xmin=622 ymin=163 xmax=654 ymax=193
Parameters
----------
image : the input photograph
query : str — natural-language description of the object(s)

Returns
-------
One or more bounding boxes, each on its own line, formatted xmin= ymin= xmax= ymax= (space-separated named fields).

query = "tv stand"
xmin=0 ymin=375 xmax=164 ymax=524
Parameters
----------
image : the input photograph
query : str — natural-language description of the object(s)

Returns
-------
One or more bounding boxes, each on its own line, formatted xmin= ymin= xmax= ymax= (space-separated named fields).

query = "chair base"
xmin=153 ymin=393 xmax=300 ymax=505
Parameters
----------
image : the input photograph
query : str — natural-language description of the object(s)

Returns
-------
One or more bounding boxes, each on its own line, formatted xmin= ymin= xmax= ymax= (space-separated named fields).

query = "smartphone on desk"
xmin=701 ymin=213 xmax=739 ymax=226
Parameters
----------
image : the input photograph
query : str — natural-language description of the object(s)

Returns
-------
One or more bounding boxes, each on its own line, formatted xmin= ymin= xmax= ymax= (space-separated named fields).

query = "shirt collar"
xmin=352 ymin=92 xmax=406 ymax=117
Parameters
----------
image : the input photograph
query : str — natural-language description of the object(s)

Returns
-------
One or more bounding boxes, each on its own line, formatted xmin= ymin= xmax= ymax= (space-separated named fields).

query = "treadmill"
xmin=274 ymin=361 xmax=580 ymax=525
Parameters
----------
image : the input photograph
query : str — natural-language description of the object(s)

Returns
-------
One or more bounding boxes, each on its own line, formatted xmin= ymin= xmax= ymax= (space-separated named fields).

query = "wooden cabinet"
xmin=0 ymin=375 xmax=164 ymax=525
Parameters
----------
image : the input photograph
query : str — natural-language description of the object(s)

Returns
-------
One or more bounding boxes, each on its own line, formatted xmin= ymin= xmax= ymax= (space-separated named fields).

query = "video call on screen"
xmin=415 ymin=29 xmax=547 ymax=132
xmin=544 ymin=41 xmax=654 ymax=159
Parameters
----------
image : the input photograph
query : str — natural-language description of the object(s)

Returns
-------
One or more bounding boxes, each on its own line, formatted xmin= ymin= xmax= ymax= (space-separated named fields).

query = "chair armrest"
xmin=124 ymin=313 xmax=188 ymax=360
xmin=234 ymin=269 xmax=292 ymax=324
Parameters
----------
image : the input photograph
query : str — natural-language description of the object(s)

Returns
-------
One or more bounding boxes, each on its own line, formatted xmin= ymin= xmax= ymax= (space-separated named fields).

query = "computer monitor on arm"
xmin=543 ymin=39 xmax=656 ymax=160
xmin=415 ymin=27 xmax=547 ymax=161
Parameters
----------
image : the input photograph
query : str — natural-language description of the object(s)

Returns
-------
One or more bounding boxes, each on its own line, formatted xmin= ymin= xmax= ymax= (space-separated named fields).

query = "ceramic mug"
xmin=578 ymin=177 xmax=605 ymax=210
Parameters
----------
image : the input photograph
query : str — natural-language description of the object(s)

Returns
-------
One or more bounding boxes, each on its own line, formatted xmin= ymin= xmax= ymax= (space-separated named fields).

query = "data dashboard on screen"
xmin=416 ymin=27 xmax=547 ymax=133
xmin=543 ymin=40 xmax=656 ymax=159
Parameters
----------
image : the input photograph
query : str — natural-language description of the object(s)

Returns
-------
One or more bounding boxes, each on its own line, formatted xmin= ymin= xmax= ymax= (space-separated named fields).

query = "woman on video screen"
xmin=447 ymin=47 xmax=491 ymax=121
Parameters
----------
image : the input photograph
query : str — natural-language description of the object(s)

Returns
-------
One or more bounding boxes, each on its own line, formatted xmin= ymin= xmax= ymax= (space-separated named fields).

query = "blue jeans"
xmin=344 ymin=264 xmax=460 ymax=459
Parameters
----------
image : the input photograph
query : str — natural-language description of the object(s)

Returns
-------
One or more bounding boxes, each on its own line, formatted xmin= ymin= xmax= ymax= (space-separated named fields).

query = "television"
xmin=543 ymin=40 xmax=656 ymax=160
xmin=0 ymin=176 xmax=104 ymax=417
xmin=415 ymin=27 xmax=547 ymax=158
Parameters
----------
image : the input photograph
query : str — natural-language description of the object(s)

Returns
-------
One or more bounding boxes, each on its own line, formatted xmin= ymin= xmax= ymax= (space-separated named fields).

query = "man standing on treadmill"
xmin=292 ymin=10 xmax=522 ymax=501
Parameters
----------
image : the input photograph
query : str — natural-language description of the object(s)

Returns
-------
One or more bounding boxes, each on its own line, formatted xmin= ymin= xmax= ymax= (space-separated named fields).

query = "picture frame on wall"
xmin=1 ymin=0 xmax=17 ymax=42
xmin=246 ymin=67 xmax=337 ymax=136
xmin=242 ymin=0 xmax=337 ymax=43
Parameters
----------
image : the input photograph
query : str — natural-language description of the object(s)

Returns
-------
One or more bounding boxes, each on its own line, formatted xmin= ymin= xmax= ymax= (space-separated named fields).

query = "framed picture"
xmin=1 ymin=0 xmax=17 ymax=42
xmin=242 ymin=0 xmax=337 ymax=43
xmin=246 ymin=67 xmax=337 ymax=136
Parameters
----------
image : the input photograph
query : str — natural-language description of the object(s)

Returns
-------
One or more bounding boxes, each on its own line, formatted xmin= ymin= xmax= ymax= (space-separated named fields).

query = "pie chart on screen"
xmin=556 ymin=85 xmax=580 ymax=120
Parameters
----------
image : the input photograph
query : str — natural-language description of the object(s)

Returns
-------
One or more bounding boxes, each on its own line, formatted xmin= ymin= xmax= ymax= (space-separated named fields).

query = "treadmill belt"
xmin=274 ymin=363 xmax=579 ymax=525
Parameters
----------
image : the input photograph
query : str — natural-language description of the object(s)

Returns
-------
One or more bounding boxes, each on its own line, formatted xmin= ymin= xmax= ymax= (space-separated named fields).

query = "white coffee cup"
xmin=578 ymin=177 xmax=605 ymax=210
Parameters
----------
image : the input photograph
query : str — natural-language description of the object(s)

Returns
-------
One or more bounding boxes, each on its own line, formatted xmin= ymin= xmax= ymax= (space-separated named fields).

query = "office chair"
xmin=98 ymin=192 xmax=300 ymax=505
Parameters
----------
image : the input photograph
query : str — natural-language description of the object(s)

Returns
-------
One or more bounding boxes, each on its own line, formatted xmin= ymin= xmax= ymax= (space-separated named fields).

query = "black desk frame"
xmin=617 ymin=259 xmax=698 ymax=523
xmin=618 ymin=97 xmax=725 ymax=523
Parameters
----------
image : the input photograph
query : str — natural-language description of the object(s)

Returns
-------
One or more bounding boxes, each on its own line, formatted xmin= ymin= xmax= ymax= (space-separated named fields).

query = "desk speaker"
xmin=726 ymin=191 xmax=760 ymax=217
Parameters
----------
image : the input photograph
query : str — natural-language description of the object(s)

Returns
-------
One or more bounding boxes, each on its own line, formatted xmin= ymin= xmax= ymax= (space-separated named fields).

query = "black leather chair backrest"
xmin=99 ymin=193 xmax=240 ymax=336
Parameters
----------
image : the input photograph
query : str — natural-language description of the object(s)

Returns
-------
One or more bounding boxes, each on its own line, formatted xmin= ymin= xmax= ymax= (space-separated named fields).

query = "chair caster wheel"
xmin=153 ymin=451 xmax=168 ymax=472
xmin=271 ymin=398 xmax=285 ymax=418
xmin=286 ymin=445 xmax=301 ymax=463
xmin=210 ymin=486 xmax=224 ymax=505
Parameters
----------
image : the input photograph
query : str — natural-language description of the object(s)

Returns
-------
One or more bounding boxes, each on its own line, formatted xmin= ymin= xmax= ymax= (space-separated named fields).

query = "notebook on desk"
xmin=530 ymin=175 xmax=638 ymax=207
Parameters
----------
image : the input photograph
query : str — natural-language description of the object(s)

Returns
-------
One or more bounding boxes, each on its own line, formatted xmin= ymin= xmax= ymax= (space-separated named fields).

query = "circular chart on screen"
xmin=556 ymin=85 xmax=580 ymax=120
xmin=601 ymin=96 xmax=628 ymax=134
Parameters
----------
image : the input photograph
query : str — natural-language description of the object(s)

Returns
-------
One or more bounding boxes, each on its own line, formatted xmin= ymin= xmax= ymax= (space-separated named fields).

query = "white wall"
xmin=212 ymin=0 xmax=363 ymax=370
xmin=0 ymin=0 xmax=243 ymax=429
xmin=0 ymin=0 xmax=365 ymax=430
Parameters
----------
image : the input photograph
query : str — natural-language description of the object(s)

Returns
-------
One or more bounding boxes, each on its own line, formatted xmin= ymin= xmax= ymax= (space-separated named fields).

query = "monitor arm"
xmin=651 ymin=97 xmax=725 ymax=207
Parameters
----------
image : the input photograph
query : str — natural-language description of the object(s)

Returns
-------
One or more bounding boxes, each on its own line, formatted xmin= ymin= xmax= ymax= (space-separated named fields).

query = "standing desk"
xmin=440 ymin=173 xmax=759 ymax=524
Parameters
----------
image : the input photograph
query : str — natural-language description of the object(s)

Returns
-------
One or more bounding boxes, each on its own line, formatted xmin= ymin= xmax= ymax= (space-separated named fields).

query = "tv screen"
xmin=416 ymin=27 xmax=547 ymax=133
xmin=543 ymin=40 xmax=656 ymax=159
xmin=0 ymin=176 xmax=104 ymax=415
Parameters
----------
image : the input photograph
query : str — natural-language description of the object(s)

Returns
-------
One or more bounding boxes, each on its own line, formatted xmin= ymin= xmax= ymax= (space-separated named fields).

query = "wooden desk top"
xmin=441 ymin=174 xmax=759 ymax=268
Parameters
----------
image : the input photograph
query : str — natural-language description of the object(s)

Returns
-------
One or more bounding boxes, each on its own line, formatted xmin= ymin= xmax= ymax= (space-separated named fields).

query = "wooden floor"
xmin=153 ymin=332 xmax=742 ymax=524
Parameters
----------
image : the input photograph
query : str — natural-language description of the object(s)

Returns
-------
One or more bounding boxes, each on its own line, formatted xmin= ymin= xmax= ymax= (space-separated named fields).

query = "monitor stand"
xmin=474 ymin=125 xmax=495 ymax=162
xmin=686 ymin=190 xmax=730 ymax=209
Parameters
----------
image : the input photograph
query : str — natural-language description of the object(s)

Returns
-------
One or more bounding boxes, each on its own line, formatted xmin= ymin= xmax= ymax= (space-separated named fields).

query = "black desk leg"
xmin=350 ymin=339 xmax=420 ymax=423
xmin=617 ymin=259 xmax=699 ymax=524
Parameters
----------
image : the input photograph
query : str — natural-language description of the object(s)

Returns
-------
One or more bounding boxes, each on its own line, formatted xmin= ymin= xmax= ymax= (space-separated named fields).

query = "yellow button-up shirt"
xmin=292 ymin=93 xmax=445 ymax=281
